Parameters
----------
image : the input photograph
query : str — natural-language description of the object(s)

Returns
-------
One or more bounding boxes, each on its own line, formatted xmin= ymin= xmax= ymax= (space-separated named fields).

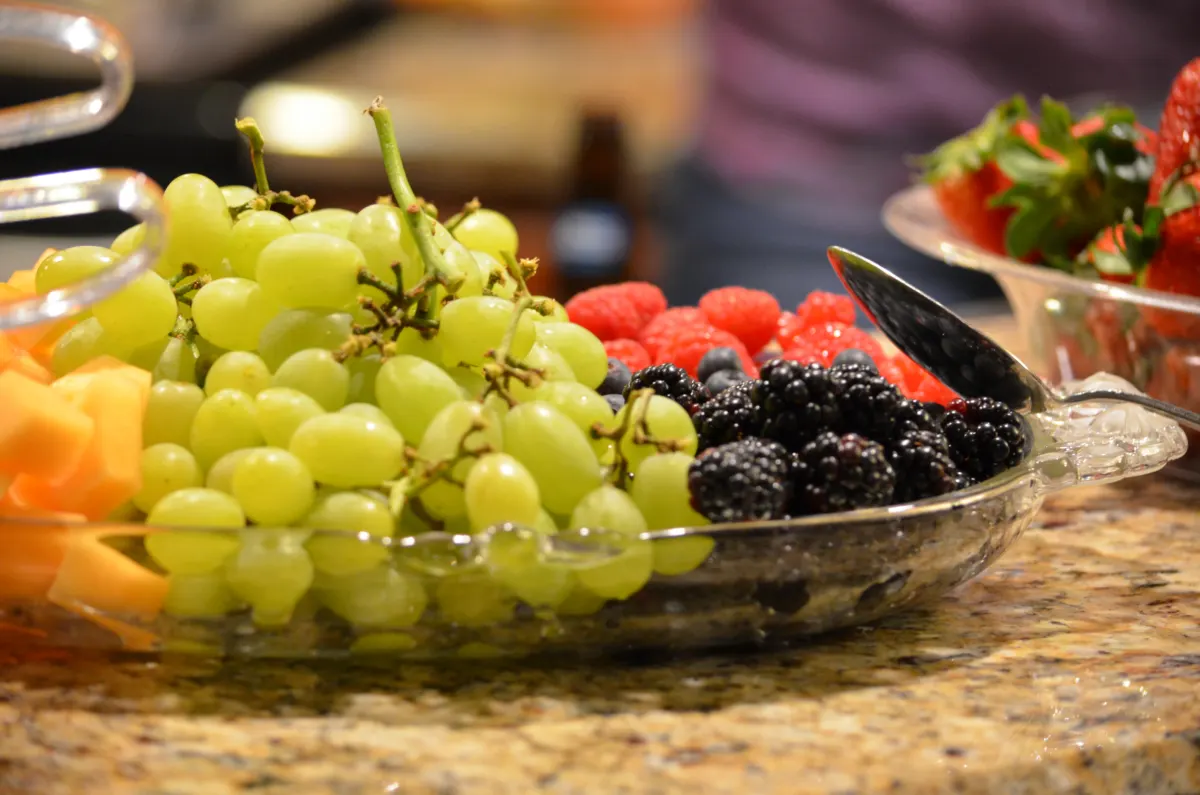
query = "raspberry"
xmin=614 ymin=281 xmax=667 ymax=323
xmin=564 ymin=286 xmax=644 ymax=341
xmin=802 ymin=323 xmax=884 ymax=366
xmin=775 ymin=312 xmax=807 ymax=349
xmin=779 ymin=342 xmax=822 ymax=365
xmin=654 ymin=324 xmax=757 ymax=379
xmin=639 ymin=307 xmax=709 ymax=356
xmin=603 ymin=338 xmax=651 ymax=372
xmin=908 ymin=377 xmax=959 ymax=406
xmin=795 ymin=291 xmax=856 ymax=327
xmin=699 ymin=286 xmax=781 ymax=354
xmin=876 ymin=356 xmax=908 ymax=389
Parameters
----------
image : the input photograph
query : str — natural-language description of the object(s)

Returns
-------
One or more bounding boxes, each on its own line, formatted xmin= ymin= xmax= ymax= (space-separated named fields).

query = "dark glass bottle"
xmin=550 ymin=111 xmax=635 ymax=299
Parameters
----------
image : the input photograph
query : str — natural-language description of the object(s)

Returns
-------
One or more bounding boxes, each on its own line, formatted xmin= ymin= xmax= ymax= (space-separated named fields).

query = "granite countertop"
xmin=1 ymin=475 xmax=1198 ymax=794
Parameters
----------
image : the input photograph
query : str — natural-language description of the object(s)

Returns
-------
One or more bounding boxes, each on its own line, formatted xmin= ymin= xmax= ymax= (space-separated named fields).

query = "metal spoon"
xmin=826 ymin=245 xmax=1200 ymax=430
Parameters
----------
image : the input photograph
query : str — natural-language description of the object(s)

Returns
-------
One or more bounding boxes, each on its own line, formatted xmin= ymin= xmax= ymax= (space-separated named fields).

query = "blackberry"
xmin=831 ymin=348 xmax=877 ymax=372
xmin=790 ymin=432 xmax=896 ymax=515
xmin=941 ymin=397 xmax=1030 ymax=481
xmin=890 ymin=399 xmax=941 ymax=440
xmin=688 ymin=438 xmax=791 ymax=523
xmin=698 ymin=347 xmax=744 ymax=383
xmin=693 ymin=380 xmax=762 ymax=450
xmin=829 ymin=364 xmax=903 ymax=440
xmin=625 ymin=363 xmax=709 ymax=415
xmin=598 ymin=358 xmax=632 ymax=396
xmin=757 ymin=360 xmax=841 ymax=451
xmin=704 ymin=368 xmax=749 ymax=395
xmin=888 ymin=430 xmax=970 ymax=503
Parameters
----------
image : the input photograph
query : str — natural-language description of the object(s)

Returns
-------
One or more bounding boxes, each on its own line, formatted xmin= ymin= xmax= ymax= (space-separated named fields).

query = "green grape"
xmin=303 ymin=490 xmax=394 ymax=575
xmin=351 ymin=632 xmax=417 ymax=653
xmin=231 ymin=447 xmax=315 ymax=526
xmin=205 ymin=448 xmax=255 ymax=493
xmin=271 ymin=349 xmax=349 ymax=411
xmin=347 ymin=204 xmax=422 ymax=292
xmin=224 ymin=529 xmax=314 ymax=626
xmin=442 ymin=238 xmax=483 ymax=298
xmin=110 ymin=223 xmax=145 ymax=256
xmin=374 ymin=354 xmax=462 ymax=444
xmin=569 ymin=485 xmax=648 ymax=536
xmin=51 ymin=317 xmax=132 ymax=377
xmin=160 ymin=174 xmax=233 ymax=276
xmin=555 ymin=582 xmax=607 ymax=616
xmin=316 ymin=564 xmax=427 ymax=627
xmin=258 ymin=309 xmax=354 ymax=370
xmin=464 ymin=453 xmax=541 ymax=531
xmin=651 ymin=535 xmax=715 ymax=577
xmin=192 ymin=336 xmax=228 ymax=389
xmin=147 ymin=486 xmax=246 ymax=528
xmin=291 ymin=208 xmax=356 ymax=238
xmin=190 ymin=389 xmax=265 ymax=469
xmin=451 ymin=208 xmax=519 ymax=261
xmin=502 ymin=402 xmax=601 ymax=515
xmin=416 ymin=401 xmax=504 ymax=520
xmin=631 ymin=453 xmax=709 ymax=531
xmin=471 ymin=251 xmax=515 ymax=299
xmin=611 ymin=394 xmax=698 ymax=476
xmin=289 ymin=413 xmax=406 ymax=488
xmin=163 ymin=573 xmax=241 ymax=618
xmin=483 ymin=527 xmax=572 ymax=608
xmin=509 ymin=343 xmax=575 ymax=402
xmin=530 ymin=296 xmax=568 ymax=323
xmin=252 ymin=387 xmax=325 ymax=448
xmin=439 ymin=296 xmax=535 ymax=368
xmin=134 ymin=443 xmax=203 ymax=513
xmin=447 ymin=365 xmax=488 ymax=398
xmin=227 ymin=210 xmax=293 ymax=279
xmin=339 ymin=402 xmax=393 ymax=427
xmin=220 ymin=184 xmax=258 ymax=209
xmin=143 ymin=380 xmax=206 ymax=448
xmin=191 ymin=277 xmax=281 ymax=352
xmin=256 ymin=233 xmax=364 ymax=310
xmin=533 ymin=508 xmax=560 ymax=535
xmin=204 ymin=351 xmax=272 ymax=396
xmin=144 ymin=491 xmax=244 ymax=574
xmin=526 ymin=381 xmax=613 ymax=460
xmin=574 ymin=538 xmax=653 ymax=600
xmin=534 ymin=322 xmax=607 ymax=389
xmin=435 ymin=572 xmax=515 ymax=627
xmin=345 ymin=353 xmax=381 ymax=404
xmin=147 ymin=336 xmax=198 ymax=386
xmin=91 ymin=271 xmax=179 ymax=349
xmin=35 ymin=246 xmax=118 ymax=293
xmin=391 ymin=327 xmax=444 ymax=364
xmin=209 ymin=259 xmax=237 ymax=280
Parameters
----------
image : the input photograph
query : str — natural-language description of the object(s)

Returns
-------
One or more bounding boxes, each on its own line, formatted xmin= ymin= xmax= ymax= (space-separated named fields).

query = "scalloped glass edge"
xmin=0 ymin=382 xmax=1183 ymax=658
xmin=882 ymin=184 xmax=1200 ymax=316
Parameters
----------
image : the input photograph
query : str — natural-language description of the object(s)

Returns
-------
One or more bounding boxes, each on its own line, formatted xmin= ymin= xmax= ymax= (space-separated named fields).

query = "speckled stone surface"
xmin=1 ymin=476 xmax=1198 ymax=794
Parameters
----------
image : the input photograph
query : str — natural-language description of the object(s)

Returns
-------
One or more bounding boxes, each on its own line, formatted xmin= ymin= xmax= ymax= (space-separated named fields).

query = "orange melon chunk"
xmin=0 ymin=370 xmax=94 ymax=481
xmin=0 ymin=506 xmax=82 ymax=600
xmin=63 ymin=356 xmax=152 ymax=411
xmin=13 ymin=369 xmax=146 ymax=520
xmin=47 ymin=532 xmax=168 ymax=619
xmin=6 ymin=269 xmax=35 ymax=294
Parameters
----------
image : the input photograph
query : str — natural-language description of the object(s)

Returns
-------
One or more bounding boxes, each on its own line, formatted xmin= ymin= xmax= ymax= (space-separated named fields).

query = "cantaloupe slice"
xmin=6 ymin=269 xmax=35 ymax=294
xmin=9 ymin=352 xmax=51 ymax=385
xmin=13 ymin=369 xmax=146 ymax=519
xmin=47 ymin=531 xmax=168 ymax=619
xmin=0 ymin=370 xmax=94 ymax=481
xmin=61 ymin=356 xmax=152 ymax=411
xmin=0 ymin=506 xmax=81 ymax=600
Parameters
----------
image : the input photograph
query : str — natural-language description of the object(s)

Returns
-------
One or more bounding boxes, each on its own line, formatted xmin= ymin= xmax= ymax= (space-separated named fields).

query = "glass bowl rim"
xmin=882 ymin=184 xmax=1200 ymax=316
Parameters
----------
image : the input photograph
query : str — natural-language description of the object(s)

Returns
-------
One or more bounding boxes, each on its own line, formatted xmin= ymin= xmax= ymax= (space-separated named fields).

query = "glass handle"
xmin=0 ymin=2 xmax=134 ymax=149
xmin=0 ymin=168 xmax=165 ymax=330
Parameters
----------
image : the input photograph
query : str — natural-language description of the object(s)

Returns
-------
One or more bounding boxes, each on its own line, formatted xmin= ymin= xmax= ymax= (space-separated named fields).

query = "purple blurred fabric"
xmin=696 ymin=0 xmax=1199 ymax=217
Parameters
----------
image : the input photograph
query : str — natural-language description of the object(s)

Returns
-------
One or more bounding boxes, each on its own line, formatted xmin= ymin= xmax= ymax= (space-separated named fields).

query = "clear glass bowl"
xmin=884 ymin=184 xmax=1200 ymax=480
xmin=0 ymin=382 xmax=1184 ymax=659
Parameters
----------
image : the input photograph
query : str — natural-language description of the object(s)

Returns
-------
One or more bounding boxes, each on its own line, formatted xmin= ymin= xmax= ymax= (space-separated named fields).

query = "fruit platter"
xmin=884 ymin=58 xmax=1200 ymax=480
xmin=0 ymin=9 xmax=1188 ymax=660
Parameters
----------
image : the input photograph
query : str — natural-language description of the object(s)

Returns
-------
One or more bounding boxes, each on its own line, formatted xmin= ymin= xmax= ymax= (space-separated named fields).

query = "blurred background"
xmin=1 ymin=0 xmax=1193 ymax=311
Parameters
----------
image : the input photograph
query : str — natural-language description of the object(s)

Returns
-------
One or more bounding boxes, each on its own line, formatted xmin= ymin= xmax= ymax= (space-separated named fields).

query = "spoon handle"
xmin=1058 ymin=389 xmax=1200 ymax=432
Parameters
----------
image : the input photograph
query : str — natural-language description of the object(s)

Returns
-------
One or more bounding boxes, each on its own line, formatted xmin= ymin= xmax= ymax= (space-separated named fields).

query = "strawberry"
xmin=1142 ymin=207 xmax=1200 ymax=339
xmin=920 ymin=97 xmax=1028 ymax=255
xmin=1084 ymin=223 xmax=1140 ymax=284
xmin=1149 ymin=58 xmax=1200 ymax=204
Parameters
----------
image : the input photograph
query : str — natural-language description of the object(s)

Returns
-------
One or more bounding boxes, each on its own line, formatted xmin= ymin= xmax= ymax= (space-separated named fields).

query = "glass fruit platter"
xmin=0 ymin=4 xmax=1187 ymax=660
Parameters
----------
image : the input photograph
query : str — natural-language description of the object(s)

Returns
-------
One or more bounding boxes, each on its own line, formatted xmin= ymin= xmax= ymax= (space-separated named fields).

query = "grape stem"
xmin=479 ymin=252 xmax=547 ymax=404
xmin=405 ymin=418 xmax=493 ymax=502
xmin=593 ymin=389 xmax=688 ymax=485
xmin=365 ymin=97 xmax=464 ymax=294
xmin=172 ymin=275 xmax=210 ymax=298
xmin=230 ymin=117 xmax=316 ymax=217
xmin=167 ymin=263 xmax=198 ymax=288
xmin=445 ymin=197 xmax=481 ymax=232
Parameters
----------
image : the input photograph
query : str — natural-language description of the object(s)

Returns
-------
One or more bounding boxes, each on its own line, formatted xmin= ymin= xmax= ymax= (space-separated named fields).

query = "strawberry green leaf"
xmin=995 ymin=141 xmax=1065 ymax=186
xmin=916 ymin=95 xmax=1030 ymax=183
xmin=1004 ymin=200 xmax=1055 ymax=259
xmin=1161 ymin=178 xmax=1200 ymax=216
xmin=1038 ymin=97 xmax=1076 ymax=153
xmin=1093 ymin=248 xmax=1134 ymax=276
